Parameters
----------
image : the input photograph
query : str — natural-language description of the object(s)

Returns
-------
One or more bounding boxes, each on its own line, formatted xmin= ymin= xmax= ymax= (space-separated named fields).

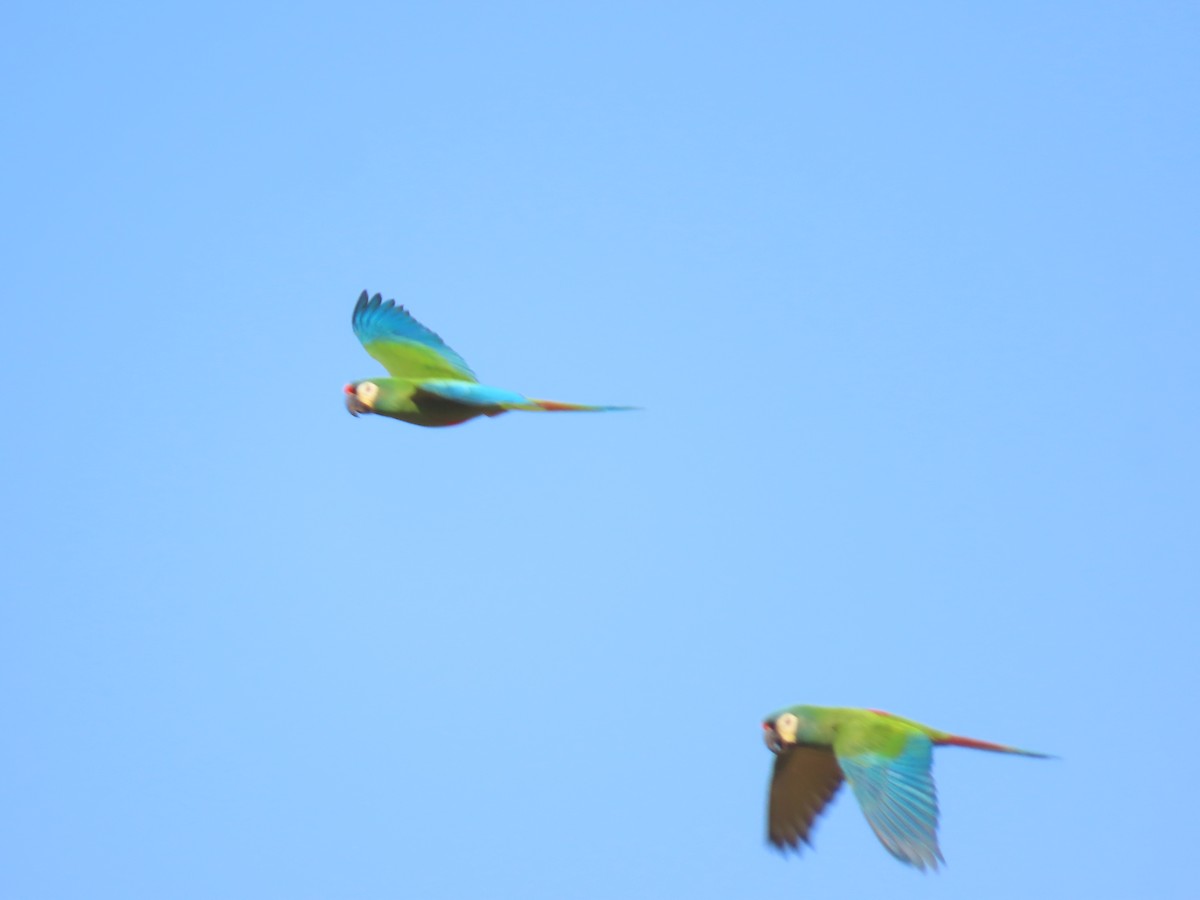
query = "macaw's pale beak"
xmin=344 ymin=384 xmax=369 ymax=417
xmin=762 ymin=722 xmax=786 ymax=755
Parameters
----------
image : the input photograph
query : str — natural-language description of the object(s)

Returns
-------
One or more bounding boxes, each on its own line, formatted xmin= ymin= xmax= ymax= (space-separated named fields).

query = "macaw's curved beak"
xmin=762 ymin=722 xmax=786 ymax=755
xmin=344 ymin=384 xmax=369 ymax=417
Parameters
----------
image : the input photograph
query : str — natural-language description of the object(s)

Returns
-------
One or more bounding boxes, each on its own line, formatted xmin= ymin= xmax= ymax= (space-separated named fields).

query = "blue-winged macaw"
xmin=762 ymin=705 xmax=1051 ymax=870
xmin=344 ymin=291 xmax=634 ymax=427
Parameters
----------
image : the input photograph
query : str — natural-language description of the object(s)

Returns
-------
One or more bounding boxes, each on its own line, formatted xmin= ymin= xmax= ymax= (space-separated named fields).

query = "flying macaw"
xmin=343 ymin=291 xmax=633 ymax=427
xmin=761 ymin=705 xmax=1051 ymax=870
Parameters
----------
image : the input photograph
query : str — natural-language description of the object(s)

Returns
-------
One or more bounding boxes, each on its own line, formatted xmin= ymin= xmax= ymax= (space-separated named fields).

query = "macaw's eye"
xmin=358 ymin=382 xmax=378 ymax=400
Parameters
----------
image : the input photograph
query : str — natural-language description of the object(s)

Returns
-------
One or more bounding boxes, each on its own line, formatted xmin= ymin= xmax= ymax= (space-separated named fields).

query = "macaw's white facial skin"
xmin=343 ymin=381 xmax=378 ymax=417
xmin=356 ymin=381 xmax=379 ymax=406
xmin=763 ymin=712 xmax=801 ymax=755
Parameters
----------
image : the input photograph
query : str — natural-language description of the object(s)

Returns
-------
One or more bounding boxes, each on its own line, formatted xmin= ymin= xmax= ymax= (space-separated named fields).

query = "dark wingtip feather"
xmin=353 ymin=290 xmax=370 ymax=324
xmin=767 ymin=833 xmax=806 ymax=856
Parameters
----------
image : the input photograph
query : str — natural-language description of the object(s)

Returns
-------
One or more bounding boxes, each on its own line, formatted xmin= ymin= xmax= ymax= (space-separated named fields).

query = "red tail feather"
xmin=939 ymin=734 xmax=1015 ymax=752
xmin=938 ymin=734 xmax=1050 ymax=757
xmin=533 ymin=400 xmax=585 ymax=411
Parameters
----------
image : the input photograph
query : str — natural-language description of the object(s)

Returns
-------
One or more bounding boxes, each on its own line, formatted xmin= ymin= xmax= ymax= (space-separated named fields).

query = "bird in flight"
xmin=762 ymin=704 xmax=1051 ymax=870
xmin=344 ymin=291 xmax=634 ymax=427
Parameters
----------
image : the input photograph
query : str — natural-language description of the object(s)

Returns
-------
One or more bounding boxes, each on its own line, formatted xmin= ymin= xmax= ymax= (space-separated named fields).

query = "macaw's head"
xmin=344 ymin=380 xmax=382 ymax=416
xmin=762 ymin=711 xmax=802 ymax=755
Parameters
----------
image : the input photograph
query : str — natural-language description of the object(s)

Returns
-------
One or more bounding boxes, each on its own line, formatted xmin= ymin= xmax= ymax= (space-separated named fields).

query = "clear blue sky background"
xmin=3 ymin=3 xmax=1197 ymax=898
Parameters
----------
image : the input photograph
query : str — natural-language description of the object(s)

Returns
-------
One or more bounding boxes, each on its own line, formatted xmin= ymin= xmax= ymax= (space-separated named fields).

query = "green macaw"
xmin=762 ymin=705 xmax=1051 ymax=870
xmin=344 ymin=291 xmax=634 ymax=427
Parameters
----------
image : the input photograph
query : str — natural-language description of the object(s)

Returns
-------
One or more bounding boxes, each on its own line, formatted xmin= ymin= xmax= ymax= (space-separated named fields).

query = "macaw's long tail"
xmin=936 ymin=733 xmax=1054 ymax=759
xmin=509 ymin=398 xmax=638 ymax=413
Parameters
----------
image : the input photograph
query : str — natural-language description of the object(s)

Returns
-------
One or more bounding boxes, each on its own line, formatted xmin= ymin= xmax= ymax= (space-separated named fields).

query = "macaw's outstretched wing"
xmin=767 ymin=745 xmax=845 ymax=852
xmin=352 ymin=291 xmax=477 ymax=381
xmin=835 ymin=726 xmax=943 ymax=871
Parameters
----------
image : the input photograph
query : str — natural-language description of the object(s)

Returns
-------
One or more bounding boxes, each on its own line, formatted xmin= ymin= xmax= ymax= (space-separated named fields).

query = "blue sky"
xmin=3 ymin=3 xmax=1197 ymax=897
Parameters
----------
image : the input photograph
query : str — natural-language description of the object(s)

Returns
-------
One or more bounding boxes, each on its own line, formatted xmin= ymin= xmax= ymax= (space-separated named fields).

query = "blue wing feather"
xmin=416 ymin=380 xmax=530 ymax=408
xmin=352 ymin=291 xmax=476 ymax=379
xmin=837 ymin=735 xmax=943 ymax=870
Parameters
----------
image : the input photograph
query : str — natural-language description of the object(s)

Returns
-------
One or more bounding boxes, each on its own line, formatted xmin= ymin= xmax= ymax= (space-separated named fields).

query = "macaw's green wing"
xmin=767 ymin=745 xmax=845 ymax=852
xmin=835 ymin=725 xmax=943 ymax=871
xmin=352 ymin=291 xmax=477 ymax=381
